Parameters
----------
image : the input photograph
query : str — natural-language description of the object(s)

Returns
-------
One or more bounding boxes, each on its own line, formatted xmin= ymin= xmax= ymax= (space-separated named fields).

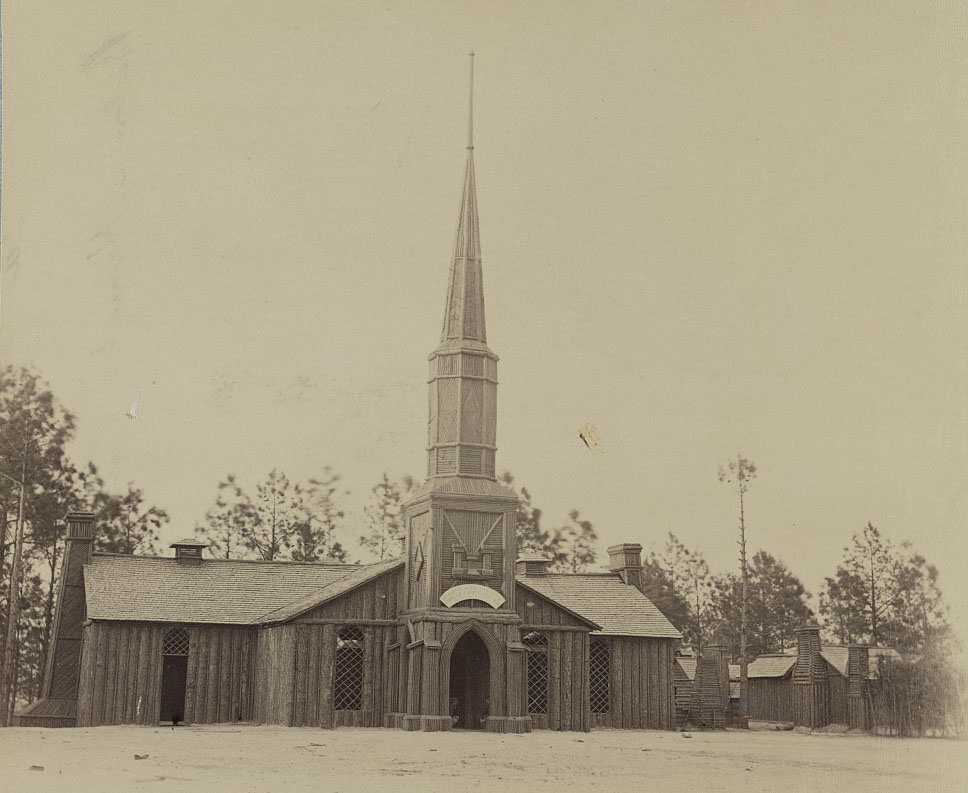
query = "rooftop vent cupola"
xmin=515 ymin=552 xmax=552 ymax=576
xmin=170 ymin=538 xmax=208 ymax=565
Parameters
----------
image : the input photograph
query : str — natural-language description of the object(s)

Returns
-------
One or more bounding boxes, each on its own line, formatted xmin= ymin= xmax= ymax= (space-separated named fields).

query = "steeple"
xmin=440 ymin=52 xmax=487 ymax=349
xmin=427 ymin=52 xmax=499 ymax=479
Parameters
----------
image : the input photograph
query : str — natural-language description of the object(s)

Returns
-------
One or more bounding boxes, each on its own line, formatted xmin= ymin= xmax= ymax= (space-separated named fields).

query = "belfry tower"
xmin=397 ymin=54 xmax=530 ymax=733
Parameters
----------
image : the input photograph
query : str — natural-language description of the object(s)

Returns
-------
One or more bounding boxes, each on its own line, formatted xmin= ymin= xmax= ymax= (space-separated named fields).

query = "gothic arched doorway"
xmin=449 ymin=631 xmax=490 ymax=729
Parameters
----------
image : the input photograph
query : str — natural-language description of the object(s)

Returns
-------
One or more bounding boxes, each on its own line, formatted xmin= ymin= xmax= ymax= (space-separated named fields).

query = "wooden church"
xmin=19 ymin=59 xmax=681 ymax=732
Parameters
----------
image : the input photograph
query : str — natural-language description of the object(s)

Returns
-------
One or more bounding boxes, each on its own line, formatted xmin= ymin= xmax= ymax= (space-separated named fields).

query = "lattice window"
xmin=333 ymin=627 xmax=365 ymax=711
xmin=162 ymin=627 xmax=190 ymax=657
xmin=523 ymin=631 xmax=548 ymax=715
xmin=589 ymin=639 xmax=610 ymax=714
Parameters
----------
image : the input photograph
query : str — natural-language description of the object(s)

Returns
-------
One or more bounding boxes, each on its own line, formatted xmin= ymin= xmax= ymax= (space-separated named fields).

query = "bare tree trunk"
xmin=738 ymin=487 xmax=749 ymax=723
xmin=0 ymin=455 xmax=27 ymax=727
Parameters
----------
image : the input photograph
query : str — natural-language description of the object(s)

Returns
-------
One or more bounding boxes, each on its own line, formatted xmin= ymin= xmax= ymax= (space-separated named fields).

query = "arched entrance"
xmin=449 ymin=631 xmax=490 ymax=729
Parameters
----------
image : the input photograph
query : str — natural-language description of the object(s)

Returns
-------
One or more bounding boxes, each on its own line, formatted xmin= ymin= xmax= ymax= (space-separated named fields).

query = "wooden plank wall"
xmin=184 ymin=626 xmax=256 ymax=724
xmin=287 ymin=623 xmax=397 ymax=728
xmin=540 ymin=629 xmax=588 ymax=731
xmin=253 ymin=625 xmax=296 ymax=725
xmin=76 ymin=622 xmax=164 ymax=726
xmin=589 ymin=637 xmax=675 ymax=730
xmin=748 ymin=677 xmax=794 ymax=722
xmin=286 ymin=568 xmax=403 ymax=727
xmin=77 ymin=622 xmax=257 ymax=727
xmin=828 ymin=675 xmax=847 ymax=724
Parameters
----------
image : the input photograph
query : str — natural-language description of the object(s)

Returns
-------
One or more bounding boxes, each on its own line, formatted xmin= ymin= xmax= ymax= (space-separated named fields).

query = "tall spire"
xmin=440 ymin=52 xmax=486 ymax=347
xmin=426 ymin=53 xmax=498 ymax=481
xmin=467 ymin=50 xmax=474 ymax=150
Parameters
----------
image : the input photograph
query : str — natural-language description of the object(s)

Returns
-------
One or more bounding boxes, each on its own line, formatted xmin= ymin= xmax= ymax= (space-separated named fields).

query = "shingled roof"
xmin=748 ymin=654 xmax=796 ymax=678
xmin=84 ymin=554 xmax=370 ymax=625
xmin=255 ymin=557 xmax=404 ymax=624
xmin=516 ymin=572 xmax=681 ymax=639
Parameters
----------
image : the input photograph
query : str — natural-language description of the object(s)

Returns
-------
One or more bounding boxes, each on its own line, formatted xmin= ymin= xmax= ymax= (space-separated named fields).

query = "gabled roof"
xmin=255 ymin=557 xmax=404 ymax=624
xmin=515 ymin=573 xmax=681 ymax=639
xmin=748 ymin=654 xmax=796 ymax=678
xmin=84 ymin=553 xmax=369 ymax=625
xmin=822 ymin=645 xmax=903 ymax=678
xmin=820 ymin=646 xmax=850 ymax=677
xmin=676 ymin=657 xmax=697 ymax=680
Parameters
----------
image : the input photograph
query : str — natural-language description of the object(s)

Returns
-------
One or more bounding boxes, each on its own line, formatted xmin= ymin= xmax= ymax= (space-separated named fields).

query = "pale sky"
xmin=2 ymin=2 xmax=966 ymax=640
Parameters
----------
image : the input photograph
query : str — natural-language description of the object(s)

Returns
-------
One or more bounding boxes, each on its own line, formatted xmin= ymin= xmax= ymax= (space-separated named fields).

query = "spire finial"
xmin=467 ymin=50 xmax=475 ymax=150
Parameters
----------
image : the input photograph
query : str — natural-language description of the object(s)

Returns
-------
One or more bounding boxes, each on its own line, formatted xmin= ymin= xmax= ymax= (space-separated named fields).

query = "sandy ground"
xmin=1 ymin=725 xmax=965 ymax=793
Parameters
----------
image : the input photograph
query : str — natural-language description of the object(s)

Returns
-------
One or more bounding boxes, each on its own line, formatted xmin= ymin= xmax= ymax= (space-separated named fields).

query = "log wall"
xmin=748 ymin=677 xmax=794 ymax=722
xmin=589 ymin=636 xmax=675 ymax=730
xmin=76 ymin=622 xmax=256 ymax=726
xmin=519 ymin=626 xmax=589 ymax=731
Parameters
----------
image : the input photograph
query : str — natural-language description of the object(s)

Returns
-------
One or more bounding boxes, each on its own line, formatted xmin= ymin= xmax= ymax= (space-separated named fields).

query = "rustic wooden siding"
xmin=792 ymin=681 xmax=831 ymax=728
xmin=528 ymin=629 xmax=588 ymax=731
xmin=77 ymin=622 xmax=164 ymax=726
xmin=184 ymin=625 xmax=255 ymax=724
xmin=828 ymin=673 xmax=847 ymax=724
xmin=296 ymin=567 xmax=404 ymax=623
xmin=287 ymin=623 xmax=397 ymax=728
xmin=589 ymin=637 xmax=675 ymax=730
xmin=253 ymin=624 xmax=296 ymax=725
xmin=748 ymin=677 xmax=794 ymax=722
xmin=77 ymin=622 xmax=256 ymax=727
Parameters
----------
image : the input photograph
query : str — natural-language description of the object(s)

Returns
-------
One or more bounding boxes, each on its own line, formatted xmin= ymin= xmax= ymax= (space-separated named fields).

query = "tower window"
xmin=589 ymin=639 xmax=610 ymax=714
xmin=523 ymin=631 xmax=548 ymax=715
xmin=333 ymin=627 xmax=365 ymax=711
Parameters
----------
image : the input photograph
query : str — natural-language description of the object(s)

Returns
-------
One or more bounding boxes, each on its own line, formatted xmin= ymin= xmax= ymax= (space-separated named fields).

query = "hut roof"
xmin=515 ymin=573 xmax=682 ymax=638
xmin=748 ymin=654 xmax=796 ymax=678
xmin=84 ymin=553 xmax=370 ymax=625
xmin=821 ymin=645 xmax=904 ymax=678
xmin=675 ymin=657 xmax=697 ymax=680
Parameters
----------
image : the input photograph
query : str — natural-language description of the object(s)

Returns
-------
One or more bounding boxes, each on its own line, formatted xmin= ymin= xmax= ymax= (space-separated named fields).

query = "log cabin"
xmin=18 ymin=59 xmax=682 ymax=732
xmin=747 ymin=626 xmax=901 ymax=729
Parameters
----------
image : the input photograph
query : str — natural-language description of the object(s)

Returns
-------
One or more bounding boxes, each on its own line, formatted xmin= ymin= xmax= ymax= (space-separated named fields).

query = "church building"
xmin=19 ymin=59 xmax=681 ymax=732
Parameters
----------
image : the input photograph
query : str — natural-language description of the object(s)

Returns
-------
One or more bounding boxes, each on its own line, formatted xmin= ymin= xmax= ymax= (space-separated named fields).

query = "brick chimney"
xmin=515 ymin=552 xmax=551 ymax=576
xmin=170 ymin=538 xmax=208 ymax=565
xmin=607 ymin=543 xmax=643 ymax=591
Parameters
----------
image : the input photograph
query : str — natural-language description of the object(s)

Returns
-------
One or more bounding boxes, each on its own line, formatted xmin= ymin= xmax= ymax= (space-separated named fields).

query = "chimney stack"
xmin=607 ymin=543 xmax=643 ymax=591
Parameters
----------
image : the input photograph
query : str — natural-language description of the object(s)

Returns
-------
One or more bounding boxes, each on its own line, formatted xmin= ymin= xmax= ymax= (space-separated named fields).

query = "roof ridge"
xmin=92 ymin=552 xmax=362 ymax=568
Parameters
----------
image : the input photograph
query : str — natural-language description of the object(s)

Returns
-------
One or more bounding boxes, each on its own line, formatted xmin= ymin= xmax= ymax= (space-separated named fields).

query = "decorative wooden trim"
xmin=295 ymin=618 xmax=398 ymax=626
xmin=520 ymin=624 xmax=591 ymax=633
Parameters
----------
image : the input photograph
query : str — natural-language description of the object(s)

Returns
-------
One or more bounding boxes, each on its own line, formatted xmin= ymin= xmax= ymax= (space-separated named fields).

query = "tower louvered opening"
xmin=589 ymin=639 xmax=610 ymax=714
xmin=333 ymin=627 xmax=365 ymax=711
xmin=523 ymin=631 xmax=548 ymax=715
xmin=162 ymin=627 xmax=189 ymax=657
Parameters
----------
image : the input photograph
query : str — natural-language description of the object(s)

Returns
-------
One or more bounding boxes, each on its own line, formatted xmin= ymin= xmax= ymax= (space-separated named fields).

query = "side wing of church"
xmin=19 ymin=58 xmax=681 ymax=732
